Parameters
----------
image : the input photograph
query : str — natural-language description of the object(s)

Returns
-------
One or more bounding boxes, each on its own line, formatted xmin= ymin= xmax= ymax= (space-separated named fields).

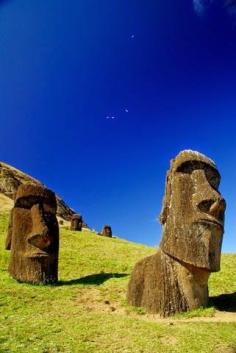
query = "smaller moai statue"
xmin=5 ymin=183 xmax=59 ymax=284
xmin=70 ymin=214 xmax=83 ymax=231
xmin=101 ymin=225 xmax=112 ymax=237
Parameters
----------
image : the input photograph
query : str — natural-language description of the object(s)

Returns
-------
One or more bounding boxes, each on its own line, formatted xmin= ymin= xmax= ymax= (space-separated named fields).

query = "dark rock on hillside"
xmin=101 ymin=225 xmax=112 ymax=237
xmin=70 ymin=214 xmax=83 ymax=231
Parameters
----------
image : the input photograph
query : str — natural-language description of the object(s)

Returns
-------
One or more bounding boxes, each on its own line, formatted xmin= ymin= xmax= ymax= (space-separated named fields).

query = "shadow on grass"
xmin=58 ymin=272 xmax=128 ymax=286
xmin=210 ymin=292 xmax=236 ymax=312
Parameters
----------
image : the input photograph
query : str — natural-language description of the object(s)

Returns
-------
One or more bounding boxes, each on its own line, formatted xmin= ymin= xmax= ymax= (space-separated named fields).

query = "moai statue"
xmin=70 ymin=214 xmax=83 ymax=231
xmin=5 ymin=183 xmax=59 ymax=284
xmin=127 ymin=150 xmax=226 ymax=316
xmin=101 ymin=225 xmax=112 ymax=237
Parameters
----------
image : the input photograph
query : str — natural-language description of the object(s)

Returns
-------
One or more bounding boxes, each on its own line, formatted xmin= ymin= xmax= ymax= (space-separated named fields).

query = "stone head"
xmin=102 ymin=225 xmax=112 ymax=237
xmin=7 ymin=183 xmax=59 ymax=259
xmin=160 ymin=150 xmax=226 ymax=272
xmin=70 ymin=214 xmax=83 ymax=231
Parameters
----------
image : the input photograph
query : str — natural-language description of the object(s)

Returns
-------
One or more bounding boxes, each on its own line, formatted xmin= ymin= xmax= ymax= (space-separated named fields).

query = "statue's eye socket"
xmin=43 ymin=213 xmax=55 ymax=224
xmin=15 ymin=196 xmax=40 ymax=209
xmin=43 ymin=204 xmax=56 ymax=214
xmin=205 ymin=169 xmax=220 ymax=189
xmin=15 ymin=197 xmax=55 ymax=212
xmin=177 ymin=161 xmax=220 ymax=190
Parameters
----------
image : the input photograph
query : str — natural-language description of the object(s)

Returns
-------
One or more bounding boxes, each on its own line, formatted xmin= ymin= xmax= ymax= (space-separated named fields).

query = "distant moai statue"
xmin=70 ymin=214 xmax=83 ymax=231
xmin=5 ymin=183 xmax=59 ymax=284
xmin=101 ymin=225 xmax=112 ymax=237
xmin=127 ymin=150 xmax=226 ymax=316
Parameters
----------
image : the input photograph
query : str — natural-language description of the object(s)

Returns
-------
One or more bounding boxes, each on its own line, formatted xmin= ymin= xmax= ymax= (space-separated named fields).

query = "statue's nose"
xmin=197 ymin=197 xmax=226 ymax=223
xmin=209 ymin=198 xmax=226 ymax=221
xmin=28 ymin=204 xmax=51 ymax=250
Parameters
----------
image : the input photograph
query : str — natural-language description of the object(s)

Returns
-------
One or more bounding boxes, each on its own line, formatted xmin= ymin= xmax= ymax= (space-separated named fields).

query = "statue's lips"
xmin=24 ymin=251 xmax=49 ymax=258
xmin=198 ymin=219 xmax=223 ymax=230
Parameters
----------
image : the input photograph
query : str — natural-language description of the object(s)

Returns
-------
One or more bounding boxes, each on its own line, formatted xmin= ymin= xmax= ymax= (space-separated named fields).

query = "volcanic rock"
xmin=0 ymin=161 xmax=75 ymax=221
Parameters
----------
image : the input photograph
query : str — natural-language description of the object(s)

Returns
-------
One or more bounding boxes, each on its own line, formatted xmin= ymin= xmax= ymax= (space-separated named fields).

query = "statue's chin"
xmin=161 ymin=220 xmax=223 ymax=272
xmin=195 ymin=221 xmax=223 ymax=272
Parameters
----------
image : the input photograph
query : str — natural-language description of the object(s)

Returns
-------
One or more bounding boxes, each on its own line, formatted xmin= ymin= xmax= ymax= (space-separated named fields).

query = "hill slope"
xmin=0 ymin=212 xmax=236 ymax=353
xmin=0 ymin=161 xmax=75 ymax=220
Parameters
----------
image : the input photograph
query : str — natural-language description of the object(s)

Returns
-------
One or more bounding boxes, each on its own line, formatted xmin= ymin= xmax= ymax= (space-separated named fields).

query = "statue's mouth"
xmin=24 ymin=251 xmax=49 ymax=258
xmin=198 ymin=219 xmax=223 ymax=230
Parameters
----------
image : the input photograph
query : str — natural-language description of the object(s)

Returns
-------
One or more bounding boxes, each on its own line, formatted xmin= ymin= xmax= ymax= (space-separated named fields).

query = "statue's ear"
xmin=159 ymin=171 xmax=171 ymax=225
xmin=5 ymin=209 xmax=13 ymax=250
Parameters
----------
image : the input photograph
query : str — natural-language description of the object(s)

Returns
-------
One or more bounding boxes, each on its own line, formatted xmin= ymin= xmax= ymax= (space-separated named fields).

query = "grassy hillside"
xmin=0 ymin=211 xmax=236 ymax=353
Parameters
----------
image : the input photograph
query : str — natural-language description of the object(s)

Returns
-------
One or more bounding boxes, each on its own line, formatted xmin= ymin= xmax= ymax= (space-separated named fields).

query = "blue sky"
xmin=0 ymin=0 xmax=236 ymax=252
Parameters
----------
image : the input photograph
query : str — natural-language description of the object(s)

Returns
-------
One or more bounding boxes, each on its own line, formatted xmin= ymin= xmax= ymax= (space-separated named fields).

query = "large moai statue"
xmin=101 ymin=225 xmax=112 ymax=237
xmin=127 ymin=150 xmax=226 ymax=316
xmin=5 ymin=183 xmax=59 ymax=284
xmin=70 ymin=214 xmax=83 ymax=231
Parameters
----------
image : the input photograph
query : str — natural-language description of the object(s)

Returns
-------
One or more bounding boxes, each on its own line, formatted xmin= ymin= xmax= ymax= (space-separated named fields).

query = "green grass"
xmin=0 ymin=211 xmax=236 ymax=353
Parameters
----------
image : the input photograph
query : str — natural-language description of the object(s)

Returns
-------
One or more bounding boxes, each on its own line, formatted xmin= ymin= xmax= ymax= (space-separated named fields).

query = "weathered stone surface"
xmin=6 ymin=183 xmax=59 ymax=284
xmin=127 ymin=150 xmax=226 ymax=316
xmin=101 ymin=225 xmax=112 ymax=237
xmin=0 ymin=193 xmax=13 ymax=213
xmin=0 ymin=161 xmax=75 ymax=221
xmin=70 ymin=214 xmax=83 ymax=231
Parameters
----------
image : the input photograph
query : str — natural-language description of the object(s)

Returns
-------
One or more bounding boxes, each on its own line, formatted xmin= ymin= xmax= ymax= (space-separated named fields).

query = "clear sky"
xmin=0 ymin=0 xmax=236 ymax=252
